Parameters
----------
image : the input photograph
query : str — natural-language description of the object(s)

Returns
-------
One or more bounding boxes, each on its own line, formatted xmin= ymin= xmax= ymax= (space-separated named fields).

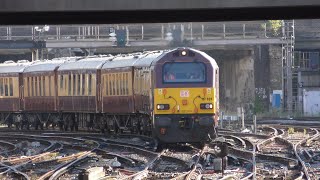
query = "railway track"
xmin=0 ymin=125 xmax=319 ymax=179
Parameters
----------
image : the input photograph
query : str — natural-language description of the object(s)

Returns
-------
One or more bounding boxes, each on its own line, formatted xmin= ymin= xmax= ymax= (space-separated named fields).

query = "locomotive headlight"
xmin=181 ymin=50 xmax=187 ymax=56
xmin=157 ymin=104 xmax=170 ymax=110
xmin=200 ymin=103 xmax=213 ymax=109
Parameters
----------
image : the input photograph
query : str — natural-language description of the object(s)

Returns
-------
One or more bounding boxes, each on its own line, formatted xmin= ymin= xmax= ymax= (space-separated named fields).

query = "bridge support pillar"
xmin=31 ymin=49 xmax=39 ymax=61
xmin=81 ymin=48 xmax=96 ymax=56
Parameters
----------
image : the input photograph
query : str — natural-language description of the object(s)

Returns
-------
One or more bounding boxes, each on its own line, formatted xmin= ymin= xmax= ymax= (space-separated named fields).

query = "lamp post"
xmin=34 ymin=25 xmax=50 ymax=60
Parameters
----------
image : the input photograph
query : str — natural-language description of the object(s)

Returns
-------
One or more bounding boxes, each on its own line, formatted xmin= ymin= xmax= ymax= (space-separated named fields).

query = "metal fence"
xmin=0 ymin=22 xmax=282 ymax=41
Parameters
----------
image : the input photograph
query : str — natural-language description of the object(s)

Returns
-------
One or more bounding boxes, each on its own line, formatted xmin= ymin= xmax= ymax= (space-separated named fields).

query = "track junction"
xmin=0 ymin=123 xmax=319 ymax=180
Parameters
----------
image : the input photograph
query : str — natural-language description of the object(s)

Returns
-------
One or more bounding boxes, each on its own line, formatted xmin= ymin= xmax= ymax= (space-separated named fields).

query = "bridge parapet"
xmin=0 ymin=22 xmax=281 ymax=42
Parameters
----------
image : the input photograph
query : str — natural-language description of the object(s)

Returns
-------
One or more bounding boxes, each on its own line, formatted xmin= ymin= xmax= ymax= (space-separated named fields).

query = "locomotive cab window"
xmin=163 ymin=62 xmax=206 ymax=83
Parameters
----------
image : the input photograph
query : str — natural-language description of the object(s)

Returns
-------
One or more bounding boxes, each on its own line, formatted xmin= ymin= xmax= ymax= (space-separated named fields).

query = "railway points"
xmin=0 ymin=122 xmax=318 ymax=179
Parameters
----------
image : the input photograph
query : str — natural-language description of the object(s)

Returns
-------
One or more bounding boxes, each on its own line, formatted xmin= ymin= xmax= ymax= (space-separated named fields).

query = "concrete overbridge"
xmin=0 ymin=0 xmax=320 ymax=24
xmin=0 ymin=22 xmax=284 ymax=55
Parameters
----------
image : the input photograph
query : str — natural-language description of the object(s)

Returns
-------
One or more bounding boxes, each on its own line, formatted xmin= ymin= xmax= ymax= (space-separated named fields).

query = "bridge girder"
xmin=0 ymin=0 xmax=319 ymax=24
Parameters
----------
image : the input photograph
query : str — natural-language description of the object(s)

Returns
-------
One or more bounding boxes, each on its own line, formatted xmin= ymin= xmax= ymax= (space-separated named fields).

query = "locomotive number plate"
xmin=180 ymin=90 xmax=190 ymax=97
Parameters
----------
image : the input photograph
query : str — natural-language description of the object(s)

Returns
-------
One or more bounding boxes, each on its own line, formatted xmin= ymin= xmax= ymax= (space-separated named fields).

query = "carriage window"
xmin=125 ymin=73 xmax=128 ymax=95
xmin=104 ymin=75 xmax=109 ymax=96
xmin=9 ymin=78 xmax=13 ymax=96
xmin=68 ymin=74 xmax=72 ymax=96
xmin=120 ymin=73 xmax=123 ymax=95
xmin=111 ymin=74 xmax=115 ymax=95
xmin=39 ymin=76 xmax=42 ymax=96
xmin=4 ymin=79 xmax=8 ymax=96
xmin=116 ymin=74 xmax=120 ymax=95
xmin=163 ymin=62 xmax=206 ymax=83
xmin=25 ymin=78 xmax=28 ymax=97
xmin=88 ymin=74 xmax=92 ymax=95
xmin=109 ymin=74 xmax=113 ymax=95
xmin=43 ymin=76 xmax=45 ymax=96
xmin=49 ymin=76 xmax=52 ymax=96
xmin=35 ymin=77 xmax=38 ymax=96
xmin=73 ymin=74 xmax=76 ymax=96
xmin=31 ymin=77 xmax=34 ymax=96
xmin=42 ymin=76 xmax=45 ymax=96
xmin=77 ymin=74 xmax=81 ymax=95
xmin=82 ymin=74 xmax=85 ymax=95
xmin=0 ymin=78 xmax=3 ymax=96
xmin=60 ymin=75 xmax=64 ymax=90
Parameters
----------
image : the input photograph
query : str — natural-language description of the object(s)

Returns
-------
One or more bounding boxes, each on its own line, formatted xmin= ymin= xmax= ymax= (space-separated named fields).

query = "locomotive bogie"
xmin=153 ymin=114 xmax=216 ymax=143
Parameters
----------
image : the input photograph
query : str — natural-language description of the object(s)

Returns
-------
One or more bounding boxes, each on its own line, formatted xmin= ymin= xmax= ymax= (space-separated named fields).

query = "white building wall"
xmin=303 ymin=88 xmax=320 ymax=116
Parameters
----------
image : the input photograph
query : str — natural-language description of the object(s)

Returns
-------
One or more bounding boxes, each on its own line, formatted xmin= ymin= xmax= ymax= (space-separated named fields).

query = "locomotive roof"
xmin=57 ymin=56 xmax=113 ymax=71
xmin=0 ymin=60 xmax=34 ymax=74
xmin=154 ymin=47 xmax=218 ymax=69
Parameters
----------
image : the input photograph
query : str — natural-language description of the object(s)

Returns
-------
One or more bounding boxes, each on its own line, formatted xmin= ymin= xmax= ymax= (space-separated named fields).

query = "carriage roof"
xmin=23 ymin=60 xmax=75 ymax=73
xmin=101 ymin=51 xmax=164 ymax=69
xmin=0 ymin=60 xmax=34 ymax=74
xmin=57 ymin=56 xmax=113 ymax=71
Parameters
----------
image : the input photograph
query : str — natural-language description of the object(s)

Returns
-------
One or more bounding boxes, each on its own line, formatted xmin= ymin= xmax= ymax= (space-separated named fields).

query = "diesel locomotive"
xmin=0 ymin=47 xmax=219 ymax=143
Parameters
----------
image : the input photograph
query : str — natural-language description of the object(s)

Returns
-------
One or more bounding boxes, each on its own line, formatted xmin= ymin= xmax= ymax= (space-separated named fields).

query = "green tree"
xmin=268 ymin=20 xmax=282 ymax=36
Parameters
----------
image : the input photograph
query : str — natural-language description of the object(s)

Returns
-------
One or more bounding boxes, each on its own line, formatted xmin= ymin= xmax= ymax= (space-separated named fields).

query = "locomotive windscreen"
xmin=163 ymin=62 xmax=206 ymax=83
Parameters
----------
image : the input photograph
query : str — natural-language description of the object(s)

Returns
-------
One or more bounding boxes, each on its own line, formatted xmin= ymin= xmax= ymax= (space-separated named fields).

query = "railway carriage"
xmin=56 ymin=56 xmax=113 ymax=130
xmin=100 ymin=51 xmax=163 ymax=134
xmin=22 ymin=59 xmax=75 ymax=129
xmin=0 ymin=60 xmax=34 ymax=128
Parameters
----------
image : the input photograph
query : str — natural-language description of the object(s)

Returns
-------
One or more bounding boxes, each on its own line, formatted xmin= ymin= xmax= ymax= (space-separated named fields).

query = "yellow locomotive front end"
xmin=152 ymin=48 xmax=219 ymax=143
xmin=154 ymin=87 xmax=216 ymax=115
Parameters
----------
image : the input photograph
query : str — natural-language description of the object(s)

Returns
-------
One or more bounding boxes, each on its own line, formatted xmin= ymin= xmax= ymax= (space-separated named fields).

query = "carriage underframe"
xmin=0 ymin=112 xmax=151 ymax=134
